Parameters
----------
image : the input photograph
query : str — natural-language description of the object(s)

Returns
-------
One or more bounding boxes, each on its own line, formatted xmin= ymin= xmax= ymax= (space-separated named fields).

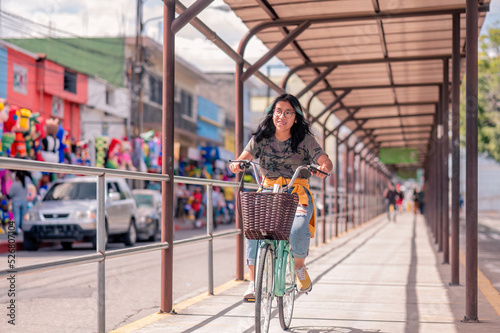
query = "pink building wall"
xmin=5 ymin=45 xmax=87 ymax=141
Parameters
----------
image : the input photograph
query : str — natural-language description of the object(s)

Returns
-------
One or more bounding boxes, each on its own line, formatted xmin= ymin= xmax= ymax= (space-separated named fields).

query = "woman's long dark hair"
xmin=16 ymin=171 xmax=26 ymax=188
xmin=252 ymin=94 xmax=312 ymax=152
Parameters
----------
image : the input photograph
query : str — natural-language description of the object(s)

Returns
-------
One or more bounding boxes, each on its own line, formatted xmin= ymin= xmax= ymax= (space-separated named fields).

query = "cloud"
xmin=0 ymin=0 xmax=280 ymax=72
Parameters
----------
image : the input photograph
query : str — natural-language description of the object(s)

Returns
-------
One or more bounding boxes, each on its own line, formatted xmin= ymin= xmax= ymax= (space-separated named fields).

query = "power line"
xmin=0 ymin=9 xmax=124 ymax=45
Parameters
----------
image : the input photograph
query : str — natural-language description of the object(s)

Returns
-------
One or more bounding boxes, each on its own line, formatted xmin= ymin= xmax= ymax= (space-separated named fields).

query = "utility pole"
xmin=134 ymin=0 xmax=144 ymax=137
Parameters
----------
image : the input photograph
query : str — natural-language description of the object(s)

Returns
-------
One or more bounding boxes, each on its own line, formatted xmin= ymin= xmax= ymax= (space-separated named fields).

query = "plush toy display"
xmin=0 ymin=170 xmax=10 ymax=197
xmin=119 ymin=140 xmax=136 ymax=171
xmin=19 ymin=108 xmax=31 ymax=131
xmin=56 ymin=123 xmax=66 ymax=163
xmin=2 ymin=106 xmax=20 ymax=157
xmin=31 ymin=115 xmax=45 ymax=161
xmin=94 ymin=137 xmax=109 ymax=168
xmin=0 ymin=196 xmax=10 ymax=234
xmin=0 ymin=100 xmax=9 ymax=155
xmin=105 ymin=138 xmax=121 ymax=169
xmin=148 ymin=137 xmax=160 ymax=173
xmin=41 ymin=118 xmax=60 ymax=163
xmin=8 ymin=107 xmax=30 ymax=158
xmin=3 ymin=106 xmax=19 ymax=133
xmin=142 ymin=140 xmax=150 ymax=170
xmin=24 ymin=112 xmax=40 ymax=159
xmin=131 ymin=138 xmax=144 ymax=171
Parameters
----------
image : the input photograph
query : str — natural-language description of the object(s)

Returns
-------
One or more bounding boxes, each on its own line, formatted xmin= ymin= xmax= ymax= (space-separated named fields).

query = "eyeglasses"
xmin=273 ymin=109 xmax=295 ymax=118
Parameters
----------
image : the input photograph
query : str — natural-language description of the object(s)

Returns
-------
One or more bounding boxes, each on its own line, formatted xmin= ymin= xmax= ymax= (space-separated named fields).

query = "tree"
xmin=460 ymin=25 xmax=500 ymax=161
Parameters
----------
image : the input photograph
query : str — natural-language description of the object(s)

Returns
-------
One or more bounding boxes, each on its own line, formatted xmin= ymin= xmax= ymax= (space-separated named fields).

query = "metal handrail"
xmin=0 ymin=156 xmax=386 ymax=332
xmin=0 ymin=157 xmax=251 ymax=332
xmin=0 ymin=157 xmax=170 ymax=181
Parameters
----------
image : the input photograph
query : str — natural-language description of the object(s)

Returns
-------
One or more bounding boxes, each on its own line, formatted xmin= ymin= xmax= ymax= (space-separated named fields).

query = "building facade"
xmin=0 ymin=40 xmax=86 ymax=141
xmin=81 ymin=77 xmax=130 ymax=142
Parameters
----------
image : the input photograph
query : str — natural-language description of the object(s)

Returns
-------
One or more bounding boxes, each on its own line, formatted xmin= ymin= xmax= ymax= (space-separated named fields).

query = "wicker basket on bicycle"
xmin=240 ymin=192 xmax=299 ymax=240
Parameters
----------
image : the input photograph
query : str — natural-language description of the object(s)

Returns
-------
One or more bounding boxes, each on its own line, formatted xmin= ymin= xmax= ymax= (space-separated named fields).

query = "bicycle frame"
xmin=255 ymin=238 xmax=294 ymax=298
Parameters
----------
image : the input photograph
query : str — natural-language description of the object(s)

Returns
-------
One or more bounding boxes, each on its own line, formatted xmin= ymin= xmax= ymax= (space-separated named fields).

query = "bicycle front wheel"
xmin=278 ymin=244 xmax=295 ymax=330
xmin=255 ymin=243 xmax=274 ymax=333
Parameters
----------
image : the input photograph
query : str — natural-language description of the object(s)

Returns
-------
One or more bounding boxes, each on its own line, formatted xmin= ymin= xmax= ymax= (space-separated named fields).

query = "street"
xmin=0 ymin=223 xmax=239 ymax=333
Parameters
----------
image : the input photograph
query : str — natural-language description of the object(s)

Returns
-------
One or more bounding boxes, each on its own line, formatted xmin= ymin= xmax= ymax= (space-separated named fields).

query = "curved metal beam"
xmin=309 ymin=89 xmax=352 ymax=124
xmin=242 ymin=5 xmax=488 ymax=49
xmin=281 ymin=55 xmax=452 ymax=89
xmin=241 ymin=21 xmax=311 ymax=82
xmin=295 ymin=65 xmax=337 ymax=98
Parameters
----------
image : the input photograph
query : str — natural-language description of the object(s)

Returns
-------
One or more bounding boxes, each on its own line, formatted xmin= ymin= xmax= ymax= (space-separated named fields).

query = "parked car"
xmin=22 ymin=176 xmax=138 ymax=251
xmin=132 ymin=189 xmax=161 ymax=241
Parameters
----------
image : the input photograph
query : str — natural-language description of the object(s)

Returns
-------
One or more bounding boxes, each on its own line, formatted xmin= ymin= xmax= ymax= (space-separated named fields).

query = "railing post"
xmin=97 ymin=174 xmax=106 ymax=333
xmin=334 ymin=136 xmax=339 ymax=237
xmin=322 ymin=130 xmax=327 ymax=244
xmin=206 ymin=184 xmax=214 ymax=295
xmin=344 ymin=145 xmax=349 ymax=232
xmin=350 ymin=150 xmax=355 ymax=227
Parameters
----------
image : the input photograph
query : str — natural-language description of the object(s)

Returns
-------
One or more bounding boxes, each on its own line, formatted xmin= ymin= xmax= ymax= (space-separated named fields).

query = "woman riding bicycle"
xmin=229 ymin=93 xmax=333 ymax=301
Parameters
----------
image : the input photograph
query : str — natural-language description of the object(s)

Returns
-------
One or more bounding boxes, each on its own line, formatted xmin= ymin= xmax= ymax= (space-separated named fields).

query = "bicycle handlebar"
xmin=229 ymin=159 xmax=330 ymax=191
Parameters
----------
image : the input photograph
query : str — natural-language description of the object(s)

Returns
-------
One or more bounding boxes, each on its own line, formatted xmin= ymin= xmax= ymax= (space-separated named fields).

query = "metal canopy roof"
xmin=223 ymin=0 xmax=489 ymax=169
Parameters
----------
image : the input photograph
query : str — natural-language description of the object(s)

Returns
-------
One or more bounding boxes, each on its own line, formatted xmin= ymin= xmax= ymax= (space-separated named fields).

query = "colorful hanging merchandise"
xmin=0 ymin=195 xmax=10 ymax=234
xmin=3 ymin=106 xmax=25 ymax=158
xmin=41 ymin=118 xmax=60 ymax=163
xmin=33 ymin=116 xmax=46 ymax=161
xmin=132 ymin=137 xmax=146 ymax=172
xmin=75 ymin=140 xmax=91 ymax=166
xmin=0 ymin=100 xmax=10 ymax=155
xmin=148 ymin=136 xmax=161 ymax=173
xmin=106 ymin=138 xmax=121 ymax=169
xmin=119 ymin=140 xmax=136 ymax=171
xmin=95 ymin=136 xmax=110 ymax=168
xmin=24 ymin=113 xmax=41 ymax=160
xmin=56 ymin=123 xmax=66 ymax=163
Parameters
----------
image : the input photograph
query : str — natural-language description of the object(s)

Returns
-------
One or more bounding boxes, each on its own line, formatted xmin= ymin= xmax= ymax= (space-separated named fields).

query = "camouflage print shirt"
xmin=244 ymin=134 xmax=327 ymax=179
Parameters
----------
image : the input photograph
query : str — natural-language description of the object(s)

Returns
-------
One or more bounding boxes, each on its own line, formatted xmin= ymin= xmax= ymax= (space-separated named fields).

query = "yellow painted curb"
xmin=459 ymin=249 xmax=500 ymax=317
xmin=110 ymin=279 xmax=244 ymax=333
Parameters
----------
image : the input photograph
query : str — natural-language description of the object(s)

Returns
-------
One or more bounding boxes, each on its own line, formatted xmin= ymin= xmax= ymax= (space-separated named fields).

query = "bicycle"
xmin=231 ymin=160 xmax=329 ymax=333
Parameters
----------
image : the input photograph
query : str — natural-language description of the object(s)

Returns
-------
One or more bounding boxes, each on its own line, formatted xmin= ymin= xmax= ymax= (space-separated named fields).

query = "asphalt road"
xmin=461 ymin=211 xmax=500 ymax=294
xmin=0 ymin=223 xmax=239 ymax=333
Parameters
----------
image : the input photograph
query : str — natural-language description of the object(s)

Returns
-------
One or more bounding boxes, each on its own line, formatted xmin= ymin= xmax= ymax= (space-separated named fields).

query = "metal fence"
xmin=0 ymin=157 xmax=385 ymax=332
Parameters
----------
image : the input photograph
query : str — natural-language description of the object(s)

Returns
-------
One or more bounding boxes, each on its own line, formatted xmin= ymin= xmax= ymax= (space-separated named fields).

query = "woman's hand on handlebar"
xmin=313 ymin=154 xmax=333 ymax=179
xmin=229 ymin=153 xmax=253 ymax=174
xmin=311 ymin=165 xmax=330 ymax=179
xmin=229 ymin=161 xmax=244 ymax=174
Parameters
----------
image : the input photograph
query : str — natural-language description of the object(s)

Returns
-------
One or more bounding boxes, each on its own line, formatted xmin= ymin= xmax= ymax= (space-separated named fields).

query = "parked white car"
xmin=132 ymin=189 xmax=162 ymax=241
xmin=23 ymin=176 xmax=138 ymax=250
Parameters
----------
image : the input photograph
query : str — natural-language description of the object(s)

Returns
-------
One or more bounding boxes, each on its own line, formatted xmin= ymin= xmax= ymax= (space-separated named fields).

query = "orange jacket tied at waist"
xmin=262 ymin=177 xmax=316 ymax=238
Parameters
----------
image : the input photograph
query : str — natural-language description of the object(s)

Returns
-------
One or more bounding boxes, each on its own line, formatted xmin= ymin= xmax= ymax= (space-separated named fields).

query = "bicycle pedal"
xmin=243 ymin=297 xmax=255 ymax=303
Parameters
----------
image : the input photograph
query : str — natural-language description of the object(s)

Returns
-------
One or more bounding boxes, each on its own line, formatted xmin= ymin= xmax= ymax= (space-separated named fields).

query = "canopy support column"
xmin=465 ymin=0 xmax=479 ymax=322
xmin=450 ymin=13 xmax=461 ymax=286
xmin=442 ymin=59 xmax=450 ymax=264
xmin=160 ymin=0 xmax=176 ymax=314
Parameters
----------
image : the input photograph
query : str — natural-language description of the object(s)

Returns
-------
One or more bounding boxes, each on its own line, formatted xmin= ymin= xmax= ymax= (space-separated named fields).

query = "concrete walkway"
xmin=115 ymin=212 xmax=500 ymax=333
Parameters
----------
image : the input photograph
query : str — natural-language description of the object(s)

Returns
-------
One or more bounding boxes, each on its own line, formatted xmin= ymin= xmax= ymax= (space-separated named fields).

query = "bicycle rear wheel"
xmin=278 ymin=244 xmax=295 ymax=330
xmin=255 ymin=243 xmax=274 ymax=333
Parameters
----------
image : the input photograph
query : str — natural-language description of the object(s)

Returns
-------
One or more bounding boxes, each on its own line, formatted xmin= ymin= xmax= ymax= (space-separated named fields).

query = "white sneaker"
xmin=243 ymin=281 xmax=255 ymax=302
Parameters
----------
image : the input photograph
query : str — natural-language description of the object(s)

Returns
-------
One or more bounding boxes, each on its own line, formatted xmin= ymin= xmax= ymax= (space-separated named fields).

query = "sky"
xmin=0 ymin=0 xmax=276 ymax=73
xmin=1 ymin=0 xmax=499 ymax=73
